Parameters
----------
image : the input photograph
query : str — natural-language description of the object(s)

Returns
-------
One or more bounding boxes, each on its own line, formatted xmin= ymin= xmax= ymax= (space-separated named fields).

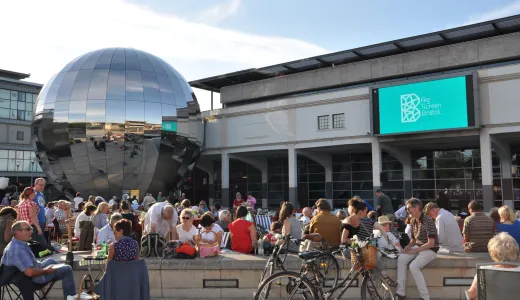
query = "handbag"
xmin=66 ymin=274 xmax=99 ymax=300
xmin=175 ymin=242 xmax=196 ymax=258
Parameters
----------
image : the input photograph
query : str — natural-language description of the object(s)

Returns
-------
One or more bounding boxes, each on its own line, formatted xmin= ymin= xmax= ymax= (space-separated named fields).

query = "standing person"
xmin=142 ymin=193 xmax=156 ymax=211
xmin=232 ymin=192 xmax=243 ymax=217
xmin=396 ymin=198 xmax=439 ymax=300
xmin=375 ymin=190 xmax=394 ymax=219
xmin=463 ymin=200 xmax=495 ymax=252
xmin=246 ymin=192 xmax=256 ymax=210
xmin=423 ymin=202 xmax=464 ymax=252
xmin=73 ymin=192 xmax=83 ymax=210
xmin=18 ymin=187 xmax=47 ymax=248
xmin=157 ymin=192 xmax=163 ymax=202
xmin=1 ymin=193 xmax=10 ymax=206
xmin=33 ymin=178 xmax=48 ymax=245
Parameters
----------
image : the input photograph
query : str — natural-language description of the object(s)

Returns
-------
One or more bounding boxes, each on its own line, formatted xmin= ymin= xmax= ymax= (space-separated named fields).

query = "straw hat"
xmin=377 ymin=215 xmax=392 ymax=225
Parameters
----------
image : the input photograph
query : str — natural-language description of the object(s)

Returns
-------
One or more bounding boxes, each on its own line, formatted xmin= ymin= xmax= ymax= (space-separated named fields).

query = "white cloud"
xmin=196 ymin=0 xmax=242 ymax=25
xmin=0 ymin=0 xmax=327 ymax=111
xmin=448 ymin=1 xmax=520 ymax=28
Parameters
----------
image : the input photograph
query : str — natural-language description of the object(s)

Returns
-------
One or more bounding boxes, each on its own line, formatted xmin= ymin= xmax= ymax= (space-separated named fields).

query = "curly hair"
xmin=488 ymin=232 xmax=520 ymax=262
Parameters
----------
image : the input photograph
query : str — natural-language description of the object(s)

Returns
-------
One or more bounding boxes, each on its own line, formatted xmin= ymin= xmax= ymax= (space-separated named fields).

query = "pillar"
xmin=372 ymin=138 xmax=382 ymax=208
xmin=208 ymin=172 xmax=215 ymax=206
xmin=262 ymin=171 xmax=268 ymax=209
xmin=491 ymin=137 xmax=513 ymax=207
xmin=221 ymin=151 xmax=230 ymax=208
xmin=288 ymin=145 xmax=298 ymax=206
xmin=480 ymin=130 xmax=494 ymax=211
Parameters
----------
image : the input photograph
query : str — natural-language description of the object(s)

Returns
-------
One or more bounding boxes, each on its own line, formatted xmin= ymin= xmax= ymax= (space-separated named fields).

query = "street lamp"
xmin=15 ymin=160 xmax=21 ymax=186
xmin=31 ymin=157 xmax=36 ymax=185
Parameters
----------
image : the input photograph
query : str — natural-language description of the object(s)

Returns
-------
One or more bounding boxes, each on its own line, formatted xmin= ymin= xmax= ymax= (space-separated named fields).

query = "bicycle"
xmin=255 ymin=238 xmax=395 ymax=300
xmin=257 ymin=234 xmax=341 ymax=299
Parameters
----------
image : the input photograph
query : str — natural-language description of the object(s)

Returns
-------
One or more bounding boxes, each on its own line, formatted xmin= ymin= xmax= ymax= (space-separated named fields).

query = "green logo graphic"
xmin=378 ymin=76 xmax=469 ymax=134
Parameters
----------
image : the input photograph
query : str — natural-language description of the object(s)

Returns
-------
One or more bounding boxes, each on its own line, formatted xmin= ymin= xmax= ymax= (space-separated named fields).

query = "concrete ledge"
xmin=43 ymin=251 xmax=490 ymax=299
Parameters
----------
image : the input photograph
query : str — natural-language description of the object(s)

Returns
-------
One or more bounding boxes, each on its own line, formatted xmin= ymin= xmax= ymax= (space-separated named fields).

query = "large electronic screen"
xmin=372 ymin=75 xmax=476 ymax=135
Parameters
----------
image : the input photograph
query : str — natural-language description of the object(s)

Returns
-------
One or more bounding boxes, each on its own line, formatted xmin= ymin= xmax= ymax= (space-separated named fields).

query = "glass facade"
xmin=0 ymin=90 xmax=37 ymax=121
xmin=0 ymin=150 xmax=42 ymax=173
xmin=332 ymin=153 xmax=374 ymax=208
xmin=32 ymin=48 xmax=203 ymax=200
xmin=267 ymin=158 xmax=289 ymax=207
xmin=298 ymin=157 xmax=325 ymax=208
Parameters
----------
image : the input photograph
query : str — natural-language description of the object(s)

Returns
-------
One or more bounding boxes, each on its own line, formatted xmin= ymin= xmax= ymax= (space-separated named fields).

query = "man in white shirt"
xmin=97 ymin=213 xmax=123 ymax=244
xmin=144 ymin=202 xmax=178 ymax=240
xmin=73 ymin=192 xmax=83 ymax=210
xmin=424 ymin=202 xmax=464 ymax=252
xmin=299 ymin=207 xmax=313 ymax=226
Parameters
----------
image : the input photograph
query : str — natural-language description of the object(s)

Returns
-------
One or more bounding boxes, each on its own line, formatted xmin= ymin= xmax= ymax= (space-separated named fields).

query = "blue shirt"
xmin=34 ymin=192 xmax=46 ymax=225
xmin=1 ymin=238 xmax=45 ymax=283
xmin=496 ymin=220 xmax=520 ymax=246
xmin=363 ymin=199 xmax=375 ymax=212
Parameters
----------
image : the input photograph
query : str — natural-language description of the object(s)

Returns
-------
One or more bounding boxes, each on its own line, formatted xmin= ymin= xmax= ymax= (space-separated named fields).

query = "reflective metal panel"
xmin=33 ymin=48 xmax=203 ymax=200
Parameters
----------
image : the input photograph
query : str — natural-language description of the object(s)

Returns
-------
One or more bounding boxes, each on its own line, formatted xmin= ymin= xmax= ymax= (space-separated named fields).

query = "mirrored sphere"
xmin=32 ymin=48 xmax=204 ymax=200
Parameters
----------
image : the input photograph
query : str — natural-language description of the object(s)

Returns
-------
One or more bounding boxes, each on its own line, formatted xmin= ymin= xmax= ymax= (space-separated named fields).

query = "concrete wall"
xmin=221 ymin=32 xmax=520 ymax=104
xmin=0 ymin=123 xmax=31 ymax=144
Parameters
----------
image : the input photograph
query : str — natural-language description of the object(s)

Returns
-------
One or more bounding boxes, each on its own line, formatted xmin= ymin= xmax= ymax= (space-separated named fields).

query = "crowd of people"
xmin=1 ymin=182 xmax=520 ymax=299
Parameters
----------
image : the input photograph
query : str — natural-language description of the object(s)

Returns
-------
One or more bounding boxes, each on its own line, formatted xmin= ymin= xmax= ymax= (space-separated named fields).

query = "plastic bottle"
xmin=102 ymin=241 xmax=107 ymax=255
xmin=257 ymin=237 xmax=264 ymax=255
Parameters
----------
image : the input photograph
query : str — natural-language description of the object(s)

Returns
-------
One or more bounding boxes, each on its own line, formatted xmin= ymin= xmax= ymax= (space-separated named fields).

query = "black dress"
xmin=342 ymin=223 xmax=359 ymax=239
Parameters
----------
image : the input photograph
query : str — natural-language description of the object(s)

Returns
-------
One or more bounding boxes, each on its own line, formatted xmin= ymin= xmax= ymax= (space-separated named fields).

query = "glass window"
xmin=54 ymin=101 xmax=69 ymax=123
xmin=135 ymin=50 xmax=154 ymax=72
xmin=105 ymin=100 xmax=125 ymax=123
xmin=22 ymin=160 xmax=30 ymax=172
xmin=23 ymin=151 xmax=31 ymax=159
xmin=25 ymin=93 xmax=33 ymax=103
xmin=317 ymin=115 xmax=329 ymax=130
xmin=0 ymin=151 xmax=6 ymax=158
xmin=157 ymin=74 xmax=175 ymax=105
xmin=110 ymin=48 xmax=126 ymax=70
xmin=0 ymin=159 xmax=6 ymax=171
xmin=0 ymin=99 xmax=9 ymax=109
xmin=25 ymin=102 xmax=33 ymax=111
xmin=125 ymin=49 xmax=141 ymax=70
xmin=17 ymin=102 xmax=25 ymax=110
xmin=162 ymin=104 xmax=176 ymax=117
xmin=16 ymin=131 xmax=24 ymax=140
xmin=126 ymin=101 xmax=144 ymax=121
xmin=0 ymin=89 xmax=10 ymax=100
xmin=10 ymin=91 xmax=17 ymax=101
xmin=68 ymin=100 xmax=86 ymax=123
xmin=0 ymin=108 xmax=9 ymax=119
xmin=125 ymin=70 xmax=144 ymax=101
xmin=10 ymin=101 xmax=17 ymax=109
xmin=170 ymin=76 xmax=188 ymax=107
xmin=15 ymin=151 xmax=23 ymax=159
xmin=8 ymin=150 xmax=15 ymax=159
xmin=18 ymin=92 xmax=25 ymax=102
xmin=56 ymin=70 xmax=79 ymax=101
xmin=7 ymin=159 xmax=15 ymax=171
xmin=106 ymin=69 xmax=126 ymax=100
xmin=145 ymin=102 xmax=161 ymax=125
xmin=332 ymin=113 xmax=345 ymax=128
xmin=95 ymin=48 xmax=115 ymax=69
xmin=10 ymin=109 xmax=17 ymax=119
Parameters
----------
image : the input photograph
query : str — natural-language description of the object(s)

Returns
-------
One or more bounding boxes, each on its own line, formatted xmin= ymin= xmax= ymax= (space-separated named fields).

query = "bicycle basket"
xmin=350 ymin=244 xmax=377 ymax=270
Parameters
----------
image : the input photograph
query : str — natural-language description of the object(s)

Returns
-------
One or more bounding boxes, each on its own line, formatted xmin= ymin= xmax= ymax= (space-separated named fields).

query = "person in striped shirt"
xmin=463 ymin=200 xmax=495 ymax=252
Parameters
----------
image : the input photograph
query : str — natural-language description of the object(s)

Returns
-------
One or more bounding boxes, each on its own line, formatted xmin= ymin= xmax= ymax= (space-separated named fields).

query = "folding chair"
xmin=0 ymin=265 xmax=56 ymax=300
xmin=474 ymin=262 xmax=520 ymax=300
xmin=255 ymin=214 xmax=272 ymax=235
xmin=220 ymin=232 xmax=231 ymax=249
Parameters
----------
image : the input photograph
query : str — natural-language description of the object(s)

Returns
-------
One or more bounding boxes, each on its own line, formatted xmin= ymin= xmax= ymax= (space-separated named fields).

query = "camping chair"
xmin=465 ymin=262 xmax=520 ymax=300
xmin=0 ymin=265 xmax=56 ymax=300
xmin=254 ymin=214 xmax=271 ymax=235
xmin=220 ymin=232 xmax=231 ymax=249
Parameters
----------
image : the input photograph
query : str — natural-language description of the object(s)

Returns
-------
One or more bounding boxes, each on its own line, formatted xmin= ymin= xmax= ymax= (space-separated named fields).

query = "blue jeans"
xmin=40 ymin=258 xmax=76 ymax=299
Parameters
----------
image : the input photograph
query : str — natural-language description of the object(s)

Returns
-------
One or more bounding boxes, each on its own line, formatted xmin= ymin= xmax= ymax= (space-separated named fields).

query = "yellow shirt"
xmin=309 ymin=211 xmax=342 ymax=246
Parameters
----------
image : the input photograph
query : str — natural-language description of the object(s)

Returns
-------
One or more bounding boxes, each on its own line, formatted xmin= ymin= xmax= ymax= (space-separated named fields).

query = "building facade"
xmin=190 ymin=15 xmax=520 ymax=212
xmin=0 ymin=69 xmax=44 ymax=197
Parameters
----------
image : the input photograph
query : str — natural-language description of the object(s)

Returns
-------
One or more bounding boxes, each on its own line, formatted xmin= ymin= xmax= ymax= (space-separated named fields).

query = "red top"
xmin=18 ymin=199 xmax=38 ymax=225
xmin=229 ymin=219 xmax=253 ymax=254
xmin=233 ymin=199 xmax=243 ymax=207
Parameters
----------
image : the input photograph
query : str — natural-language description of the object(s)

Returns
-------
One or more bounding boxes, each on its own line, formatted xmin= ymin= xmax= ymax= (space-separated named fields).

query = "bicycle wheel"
xmin=360 ymin=270 xmax=395 ymax=300
xmin=258 ymin=258 xmax=275 ymax=298
xmin=313 ymin=252 xmax=340 ymax=294
xmin=255 ymin=271 xmax=318 ymax=300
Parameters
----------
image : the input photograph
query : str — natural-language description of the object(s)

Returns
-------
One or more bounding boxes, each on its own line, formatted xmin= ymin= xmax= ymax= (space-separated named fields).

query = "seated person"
xmin=97 ymin=213 xmax=123 ymax=244
xmin=173 ymin=209 xmax=198 ymax=243
xmin=374 ymin=215 xmax=403 ymax=287
xmin=197 ymin=213 xmax=223 ymax=258
xmin=74 ymin=203 xmax=97 ymax=238
xmin=216 ymin=210 xmax=231 ymax=232
xmin=263 ymin=221 xmax=283 ymax=253
xmin=467 ymin=232 xmax=520 ymax=299
xmin=108 ymin=219 xmax=139 ymax=262
xmin=1 ymin=221 xmax=76 ymax=298
xmin=309 ymin=198 xmax=342 ymax=247
xmin=229 ymin=206 xmax=257 ymax=254
xmin=0 ymin=207 xmax=17 ymax=254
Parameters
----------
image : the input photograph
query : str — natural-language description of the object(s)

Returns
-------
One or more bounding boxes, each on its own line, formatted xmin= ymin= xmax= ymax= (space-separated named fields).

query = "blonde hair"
xmin=498 ymin=205 xmax=516 ymax=223
xmin=58 ymin=200 xmax=71 ymax=209
xmin=180 ymin=208 xmax=193 ymax=219
xmin=488 ymin=232 xmax=520 ymax=262
xmin=93 ymin=202 xmax=109 ymax=216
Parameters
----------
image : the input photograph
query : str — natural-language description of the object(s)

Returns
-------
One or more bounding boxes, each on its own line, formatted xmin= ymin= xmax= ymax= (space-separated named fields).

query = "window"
xmin=333 ymin=113 xmax=345 ymax=128
xmin=16 ymin=131 xmax=24 ymax=141
xmin=318 ymin=115 xmax=329 ymax=130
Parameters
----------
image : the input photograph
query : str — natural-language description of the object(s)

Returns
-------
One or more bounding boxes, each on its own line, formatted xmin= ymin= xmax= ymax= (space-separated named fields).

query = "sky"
xmin=1 ymin=0 xmax=519 ymax=111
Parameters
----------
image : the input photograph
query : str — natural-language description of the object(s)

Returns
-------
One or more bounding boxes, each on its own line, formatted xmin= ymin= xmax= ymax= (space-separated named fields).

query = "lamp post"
xmin=31 ymin=157 xmax=36 ymax=185
xmin=15 ymin=160 xmax=20 ymax=187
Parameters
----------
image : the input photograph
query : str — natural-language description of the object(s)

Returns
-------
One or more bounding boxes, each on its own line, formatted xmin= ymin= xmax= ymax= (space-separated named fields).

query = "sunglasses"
xmin=182 ymin=217 xmax=191 ymax=220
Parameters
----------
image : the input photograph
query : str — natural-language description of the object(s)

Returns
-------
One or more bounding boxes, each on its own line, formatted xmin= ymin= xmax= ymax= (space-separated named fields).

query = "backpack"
xmin=140 ymin=233 xmax=166 ymax=257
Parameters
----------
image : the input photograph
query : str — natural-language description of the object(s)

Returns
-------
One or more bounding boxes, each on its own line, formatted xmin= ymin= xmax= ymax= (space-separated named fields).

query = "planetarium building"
xmin=189 ymin=15 xmax=520 ymax=212
xmin=33 ymin=48 xmax=204 ymax=200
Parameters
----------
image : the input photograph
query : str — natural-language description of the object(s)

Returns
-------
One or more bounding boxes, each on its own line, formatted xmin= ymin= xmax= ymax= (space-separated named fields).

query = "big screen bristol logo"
xmin=400 ymin=93 xmax=421 ymax=123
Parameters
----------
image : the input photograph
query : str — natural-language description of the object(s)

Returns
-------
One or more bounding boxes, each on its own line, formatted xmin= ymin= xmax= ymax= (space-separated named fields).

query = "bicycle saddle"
xmin=298 ymin=251 xmax=322 ymax=260
xmin=303 ymin=233 xmax=323 ymax=242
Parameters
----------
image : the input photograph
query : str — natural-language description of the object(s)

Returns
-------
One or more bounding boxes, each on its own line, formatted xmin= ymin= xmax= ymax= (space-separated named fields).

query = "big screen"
xmin=372 ymin=75 xmax=475 ymax=135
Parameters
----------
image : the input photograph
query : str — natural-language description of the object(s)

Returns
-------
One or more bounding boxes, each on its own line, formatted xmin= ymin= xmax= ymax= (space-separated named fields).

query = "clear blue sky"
xmin=129 ymin=0 xmax=518 ymax=53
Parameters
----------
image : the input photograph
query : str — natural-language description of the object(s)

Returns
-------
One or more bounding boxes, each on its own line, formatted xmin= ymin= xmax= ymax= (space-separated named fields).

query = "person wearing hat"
xmin=374 ymin=215 xmax=403 ymax=287
xmin=423 ymin=202 xmax=464 ymax=252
